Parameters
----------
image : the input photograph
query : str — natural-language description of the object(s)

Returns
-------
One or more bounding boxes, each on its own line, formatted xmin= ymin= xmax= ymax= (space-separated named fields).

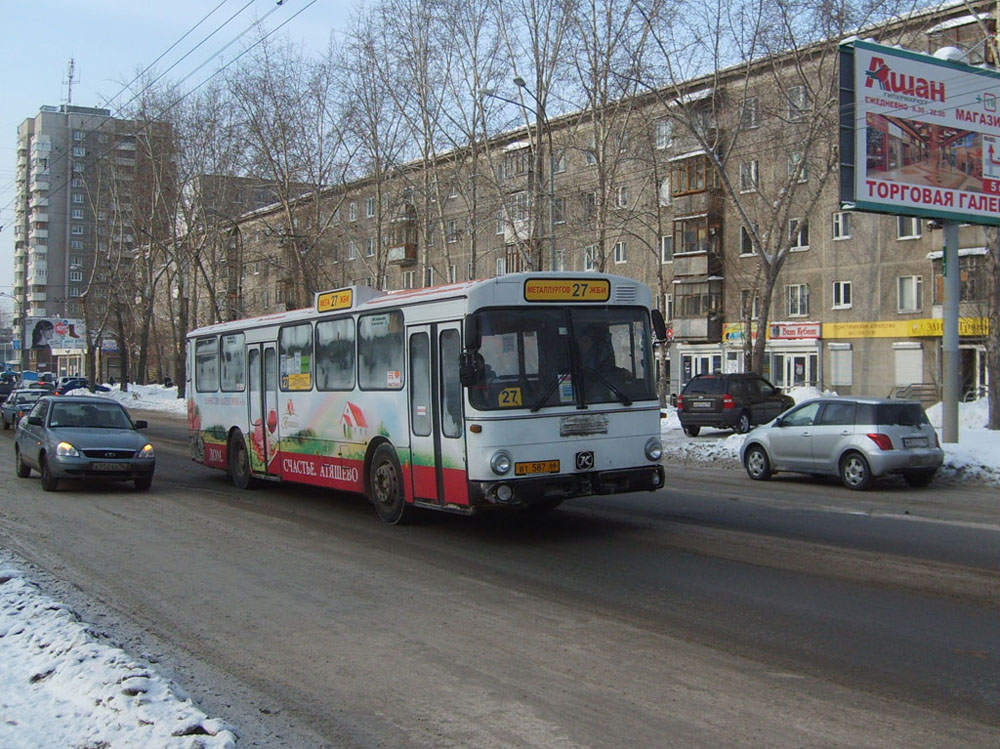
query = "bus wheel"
xmin=228 ymin=432 xmax=253 ymax=490
xmin=368 ymin=444 xmax=407 ymax=524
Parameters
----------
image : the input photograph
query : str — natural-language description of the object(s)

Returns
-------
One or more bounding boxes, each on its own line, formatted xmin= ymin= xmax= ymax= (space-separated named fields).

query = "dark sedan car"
xmin=1 ymin=388 xmax=46 ymax=430
xmin=14 ymin=395 xmax=155 ymax=491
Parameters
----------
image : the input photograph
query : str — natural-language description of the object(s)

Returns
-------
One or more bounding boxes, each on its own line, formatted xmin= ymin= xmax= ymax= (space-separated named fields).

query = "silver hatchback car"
xmin=740 ymin=397 xmax=943 ymax=490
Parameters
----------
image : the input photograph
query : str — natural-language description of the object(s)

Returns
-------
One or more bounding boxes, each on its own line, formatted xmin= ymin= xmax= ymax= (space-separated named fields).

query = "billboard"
xmin=840 ymin=40 xmax=1000 ymax=226
xmin=24 ymin=318 xmax=86 ymax=351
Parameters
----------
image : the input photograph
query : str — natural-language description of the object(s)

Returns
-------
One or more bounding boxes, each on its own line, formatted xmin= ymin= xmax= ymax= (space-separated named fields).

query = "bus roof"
xmin=186 ymin=272 xmax=651 ymax=340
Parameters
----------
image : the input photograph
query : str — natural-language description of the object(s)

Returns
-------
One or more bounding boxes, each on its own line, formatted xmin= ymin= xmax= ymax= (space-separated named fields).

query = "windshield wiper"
xmin=583 ymin=366 xmax=632 ymax=406
xmin=530 ymin=370 xmax=570 ymax=412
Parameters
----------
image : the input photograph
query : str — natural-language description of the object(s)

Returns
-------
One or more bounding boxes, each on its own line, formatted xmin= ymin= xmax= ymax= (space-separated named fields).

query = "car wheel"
xmin=15 ymin=446 xmax=30 ymax=478
xmin=903 ymin=469 xmax=936 ymax=488
xmin=840 ymin=451 xmax=872 ymax=491
xmin=736 ymin=411 xmax=752 ymax=434
xmin=134 ymin=475 xmax=153 ymax=491
xmin=744 ymin=444 xmax=772 ymax=481
xmin=40 ymin=455 xmax=59 ymax=492
xmin=228 ymin=432 xmax=253 ymax=490
xmin=683 ymin=425 xmax=701 ymax=437
xmin=368 ymin=443 xmax=407 ymax=524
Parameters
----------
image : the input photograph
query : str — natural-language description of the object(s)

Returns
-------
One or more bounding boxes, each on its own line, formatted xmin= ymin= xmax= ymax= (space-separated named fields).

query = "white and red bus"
xmin=186 ymin=272 xmax=666 ymax=523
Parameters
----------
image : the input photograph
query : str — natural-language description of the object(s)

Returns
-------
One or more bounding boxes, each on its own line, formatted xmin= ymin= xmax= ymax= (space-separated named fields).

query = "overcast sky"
xmin=0 ymin=0 xmax=355 ymax=311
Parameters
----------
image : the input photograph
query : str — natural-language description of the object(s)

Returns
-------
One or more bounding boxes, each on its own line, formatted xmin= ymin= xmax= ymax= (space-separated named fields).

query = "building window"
xmin=614 ymin=185 xmax=629 ymax=208
xmin=897 ymin=216 xmax=921 ymax=239
xmin=739 ymin=160 xmax=759 ymax=192
xmin=658 ymin=177 xmax=671 ymax=206
xmin=553 ymin=248 xmax=566 ymax=271
xmin=740 ymin=224 xmax=757 ymax=255
xmin=447 ymin=264 xmax=457 ymax=283
xmin=71 ymin=224 xmax=84 ymax=235
xmin=73 ymin=130 xmax=85 ymax=141
xmin=655 ymin=120 xmax=673 ymax=149
xmin=69 ymin=270 xmax=83 ymax=282
xmin=664 ymin=293 xmax=674 ymax=321
xmin=446 ymin=219 xmax=459 ymax=243
xmin=660 ymin=235 xmax=673 ymax=263
xmin=69 ymin=287 xmax=80 ymax=297
xmin=584 ymin=191 xmax=598 ymax=223
xmin=496 ymin=208 xmax=504 ymax=235
xmin=832 ymin=280 xmax=852 ymax=309
xmin=789 ymin=218 xmax=809 ymax=250
xmin=674 ymin=215 xmax=710 ymax=254
xmin=552 ymin=197 xmax=566 ymax=224
xmin=72 ymin=193 xmax=84 ymax=204
xmin=467 ymin=262 xmax=475 ymax=280
xmin=72 ymin=162 xmax=84 ymax=173
xmin=71 ymin=177 xmax=83 ymax=188
xmin=832 ymin=211 xmax=851 ymax=239
xmin=740 ymin=289 xmax=760 ymax=320
xmin=348 ymin=239 xmax=358 ymax=260
xmin=348 ymin=201 xmax=357 ymax=221
xmin=740 ymin=97 xmax=759 ymax=129
xmin=424 ymin=267 xmax=434 ymax=287
xmin=366 ymin=196 xmax=375 ymax=217
xmin=73 ymin=146 xmax=86 ymax=157
xmin=933 ymin=254 xmax=985 ymax=304
xmin=613 ymin=241 xmax=627 ymax=264
xmin=552 ymin=151 xmax=566 ymax=173
xmin=71 ymin=208 xmax=84 ymax=220
xmin=788 ymin=151 xmax=808 ymax=182
xmin=785 ymin=284 xmax=809 ymax=316
xmin=496 ymin=256 xmax=507 ymax=276
xmin=402 ymin=270 xmax=415 ymax=289
xmin=897 ymin=275 xmax=922 ymax=312
xmin=672 ymin=155 xmax=716 ymax=196
xmin=584 ymin=245 xmax=596 ymax=271
xmin=787 ymin=84 xmax=810 ymax=120
xmin=366 ymin=237 xmax=375 ymax=256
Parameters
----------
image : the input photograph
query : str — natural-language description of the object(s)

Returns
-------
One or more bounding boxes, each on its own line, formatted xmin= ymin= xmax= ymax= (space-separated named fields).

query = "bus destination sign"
xmin=316 ymin=288 xmax=354 ymax=313
xmin=523 ymin=278 xmax=611 ymax=302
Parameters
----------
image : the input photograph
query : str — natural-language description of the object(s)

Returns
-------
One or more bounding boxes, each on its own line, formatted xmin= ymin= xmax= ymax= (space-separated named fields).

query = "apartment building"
xmin=13 ymin=105 xmax=172 ymax=377
xmin=225 ymin=1 xmax=993 ymax=402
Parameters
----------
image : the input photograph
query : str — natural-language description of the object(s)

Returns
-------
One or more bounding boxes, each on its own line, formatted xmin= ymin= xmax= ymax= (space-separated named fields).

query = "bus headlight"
xmin=645 ymin=437 xmax=663 ymax=461
xmin=56 ymin=441 xmax=79 ymax=457
xmin=490 ymin=450 xmax=512 ymax=475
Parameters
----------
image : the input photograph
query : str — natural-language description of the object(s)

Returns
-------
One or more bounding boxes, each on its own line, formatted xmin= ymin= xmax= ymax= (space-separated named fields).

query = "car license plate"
xmin=91 ymin=462 xmax=123 ymax=471
xmin=692 ymin=401 xmax=712 ymax=409
xmin=515 ymin=460 xmax=560 ymax=476
xmin=903 ymin=437 xmax=928 ymax=448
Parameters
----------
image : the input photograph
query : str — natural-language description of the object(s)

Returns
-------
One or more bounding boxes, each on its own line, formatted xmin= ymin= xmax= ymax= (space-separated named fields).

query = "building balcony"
xmin=671 ymin=315 xmax=722 ymax=342
xmin=387 ymin=243 xmax=417 ymax=266
xmin=28 ymin=292 xmax=47 ymax=303
xmin=30 ymin=179 xmax=49 ymax=192
xmin=30 ymin=196 xmax=49 ymax=209
xmin=672 ymin=251 xmax=724 ymax=277
xmin=29 ymin=228 xmax=48 ymax=239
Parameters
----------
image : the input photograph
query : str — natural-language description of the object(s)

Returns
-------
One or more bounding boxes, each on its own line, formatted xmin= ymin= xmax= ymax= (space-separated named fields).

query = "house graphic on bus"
xmin=341 ymin=401 xmax=369 ymax=440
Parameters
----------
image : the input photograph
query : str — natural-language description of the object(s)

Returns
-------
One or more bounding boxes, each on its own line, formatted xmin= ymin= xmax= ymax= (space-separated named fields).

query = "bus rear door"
xmin=247 ymin=343 xmax=280 ymax=476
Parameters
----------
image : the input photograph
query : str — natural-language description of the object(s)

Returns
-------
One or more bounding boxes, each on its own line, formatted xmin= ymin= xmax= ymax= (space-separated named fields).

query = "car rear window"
xmin=684 ymin=378 xmax=724 ymax=395
xmin=857 ymin=403 xmax=930 ymax=426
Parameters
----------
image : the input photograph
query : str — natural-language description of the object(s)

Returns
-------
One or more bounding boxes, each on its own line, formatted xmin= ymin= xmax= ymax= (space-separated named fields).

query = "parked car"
xmin=1 ymin=389 xmax=45 ymax=430
xmin=676 ymin=373 xmax=795 ymax=436
xmin=51 ymin=377 xmax=109 ymax=396
xmin=739 ymin=396 xmax=943 ymax=490
xmin=14 ymin=395 xmax=155 ymax=491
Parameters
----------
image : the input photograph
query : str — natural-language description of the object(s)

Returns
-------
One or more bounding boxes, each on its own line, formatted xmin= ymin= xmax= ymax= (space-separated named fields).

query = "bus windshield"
xmin=468 ymin=307 xmax=655 ymax=411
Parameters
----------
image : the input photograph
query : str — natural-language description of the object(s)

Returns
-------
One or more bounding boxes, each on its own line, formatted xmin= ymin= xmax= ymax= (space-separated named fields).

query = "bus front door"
xmin=407 ymin=322 xmax=466 ymax=507
xmin=247 ymin=344 xmax=280 ymax=476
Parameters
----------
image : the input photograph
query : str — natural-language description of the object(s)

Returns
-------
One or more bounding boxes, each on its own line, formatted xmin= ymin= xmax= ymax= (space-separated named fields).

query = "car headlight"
xmin=490 ymin=450 xmax=512 ymax=476
xmin=139 ymin=443 xmax=155 ymax=459
xmin=56 ymin=441 xmax=79 ymax=457
xmin=645 ymin=437 xmax=663 ymax=461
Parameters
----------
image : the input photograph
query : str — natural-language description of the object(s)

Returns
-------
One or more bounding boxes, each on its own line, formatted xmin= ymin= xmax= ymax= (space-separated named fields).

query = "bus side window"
xmin=440 ymin=329 xmax=463 ymax=438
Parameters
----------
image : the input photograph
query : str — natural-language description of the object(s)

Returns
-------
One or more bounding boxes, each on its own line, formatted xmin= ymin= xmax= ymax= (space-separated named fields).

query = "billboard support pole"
xmin=942 ymin=221 xmax=960 ymax=443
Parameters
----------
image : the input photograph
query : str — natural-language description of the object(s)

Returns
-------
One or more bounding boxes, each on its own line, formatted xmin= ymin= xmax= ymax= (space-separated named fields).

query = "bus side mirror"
xmin=651 ymin=309 xmax=667 ymax=343
xmin=464 ymin=315 xmax=480 ymax=351
xmin=459 ymin=351 xmax=480 ymax=387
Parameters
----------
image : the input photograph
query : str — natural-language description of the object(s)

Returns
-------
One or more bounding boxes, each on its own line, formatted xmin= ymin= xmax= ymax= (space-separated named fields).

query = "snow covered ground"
xmin=2 ymin=383 xmax=998 ymax=747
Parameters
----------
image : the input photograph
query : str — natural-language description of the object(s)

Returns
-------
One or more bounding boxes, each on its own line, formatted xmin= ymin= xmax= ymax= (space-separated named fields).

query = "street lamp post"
xmin=481 ymin=77 xmax=556 ymax=271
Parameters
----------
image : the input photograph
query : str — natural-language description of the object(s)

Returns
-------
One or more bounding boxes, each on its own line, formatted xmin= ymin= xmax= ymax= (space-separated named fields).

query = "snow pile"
xmin=0 ymin=559 xmax=236 ymax=748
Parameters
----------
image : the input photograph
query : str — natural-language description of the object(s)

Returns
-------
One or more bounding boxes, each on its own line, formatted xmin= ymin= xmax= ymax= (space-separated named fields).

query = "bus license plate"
xmin=91 ymin=462 xmax=123 ymax=471
xmin=515 ymin=460 xmax=560 ymax=476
